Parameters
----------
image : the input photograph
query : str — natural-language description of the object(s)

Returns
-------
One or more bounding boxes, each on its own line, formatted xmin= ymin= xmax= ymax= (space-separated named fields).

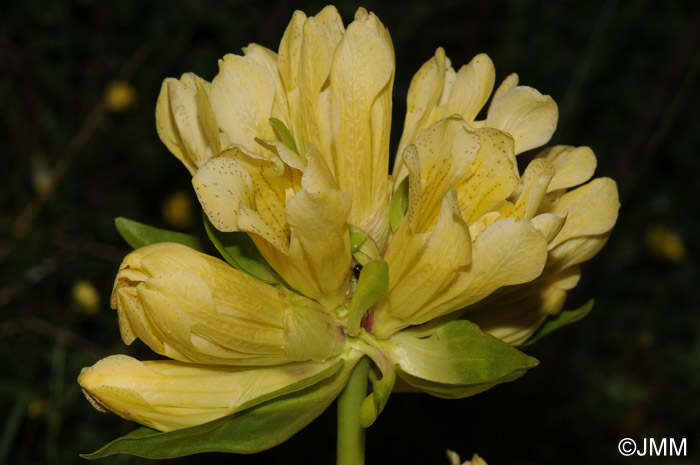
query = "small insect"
xmin=352 ymin=264 xmax=363 ymax=279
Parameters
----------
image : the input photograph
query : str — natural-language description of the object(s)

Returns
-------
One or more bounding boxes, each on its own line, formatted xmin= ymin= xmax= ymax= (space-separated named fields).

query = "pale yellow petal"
xmin=194 ymin=78 xmax=221 ymax=155
xmin=548 ymin=231 xmax=612 ymax=271
xmin=492 ymin=73 xmax=518 ymax=100
xmin=456 ymin=128 xmax=519 ymax=225
xmin=192 ymin=156 xmax=256 ymax=232
xmin=155 ymin=77 xmax=193 ymax=172
xmin=330 ymin=10 xmax=394 ymax=233
xmin=485 ymin=86 xmax=558 ymax=155
xmin=223 ymin=146 xmax=293 ymax=243
xmin=257 ymin=138 xmax=305 ymax=173
xmin=249 ymin=185 xmax=352 ymax=309
xmin=468 ymin=211 xmax=501 ymax=240
xmin=530 ymin=212 xmax=566 ymax=243
xmin=113 ymin=243 xmax=287 ymax=364
xmin=136 ymin=273 xmax=289 ymax=364
xmin=444 ymin=53 xmax=495 ymax=123
xmin=425 ymin=218 xmax=549 ymax=317
xmin=371 ymin=191 xmax=472 ymax=337
xmin=469 ymin=454 xmax=489 ymax=465
xmin=404 ymin=117 xmax=480 ymax=232
xmin=315 ymin=4 xmax=345 ymax=35
xmin=303 ymin=144 xmax=338 ymax=192
xmin=294 ymin=7 xmax=344 ymax=160
xmin=243 ymin=44 xmax=290 ymax=124
xmin=155 ymin=73 xmax=220 ymax=174
xmin=467 ymin=266 xmax=581 ymax=345
xmin=547 ymin=177 xmax=619 ymax=248
xmin=535 ymin=145 xmax=597 ymax=193
xmin=193 ymin=150 xmax=293 ymax=253
xmin=363 ymin=8 xmax=395 ymax=248
xmin=78 ymin=354 xmax=338 ymax=432
xmin=394 ymin=47 xmax=448 ymax=182
xmin=210 ymin=53 xmax=276 ymax=153
xmin=278 ymin=10 xmax=307 ymax=94
xmin=284 ymin=189 xmax=352 ymax=308
xmin=112 ymin=286 xmax=157 ymax=348
xmin=501 ymin=158 xmax=554 ymax=220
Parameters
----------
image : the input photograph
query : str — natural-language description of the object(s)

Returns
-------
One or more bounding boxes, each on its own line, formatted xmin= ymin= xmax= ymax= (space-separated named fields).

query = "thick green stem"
xmin=337 ymin=356 xmax=370 ymax=465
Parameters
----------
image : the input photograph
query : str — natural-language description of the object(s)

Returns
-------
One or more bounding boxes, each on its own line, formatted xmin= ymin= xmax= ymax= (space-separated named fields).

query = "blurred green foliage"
xmin=2 ymin=0 xmax=699 ymax=464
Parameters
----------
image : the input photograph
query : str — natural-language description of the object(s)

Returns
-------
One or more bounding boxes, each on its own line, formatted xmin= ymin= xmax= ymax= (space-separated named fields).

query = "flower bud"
xmin=111 ymin=242 xmax=345 ymax=365
xmin=79 ymin=354 xmax=338 ymax=432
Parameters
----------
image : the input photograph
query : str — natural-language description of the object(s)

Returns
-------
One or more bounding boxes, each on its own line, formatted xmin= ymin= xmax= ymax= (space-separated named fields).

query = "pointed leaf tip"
xmin=269 ymin=118 xmax=298 ymax=154
xmin=115 ymin=217 xmax=204 ymax=251
xmin=523 ymin=299 xmax=594 ymax=346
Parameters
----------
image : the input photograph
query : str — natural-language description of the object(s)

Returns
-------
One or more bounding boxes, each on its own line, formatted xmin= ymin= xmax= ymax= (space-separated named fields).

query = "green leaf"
xmin=114 ymin=217 xmax=205 ymax=251
xmin=269 ymin=118 xmax=298 ymax=153
xmin=82 ymin=357 xmax=358 ymax=459
xmin=347 ymin=260 xmax=388 ymax=337
xmin=389 ymin=176 xmax=409 ymax=232
xmin=203 ymin=214 xmax=281 ymax=284
xmin=381 ymin=320 xmax=538 ymax=399
xmin=522 ymin=299 xmax=594 ymax=346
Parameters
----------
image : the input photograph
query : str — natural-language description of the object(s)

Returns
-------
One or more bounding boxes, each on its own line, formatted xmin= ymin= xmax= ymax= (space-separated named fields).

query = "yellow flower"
xmin=105 ymin=80 xmax=137 ymax=112
xmin=646 ymin=224 xmax=685 ymax=262
xmin=79 ymin=353 xmax=341 ymax=431
xmin=161 ymin=191 xmax=194 ymax=229
xmin=80 ymin=5 xmax=619 ymax=445
xmin=447 ymin=450 xmax=488 ymax=465
xmin=72 ymin=280 xmax=100 ymax=315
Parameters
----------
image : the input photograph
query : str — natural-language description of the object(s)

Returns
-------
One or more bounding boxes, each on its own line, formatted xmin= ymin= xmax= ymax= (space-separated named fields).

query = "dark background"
xmin=2 ymin=0 xmax=699 ymax=464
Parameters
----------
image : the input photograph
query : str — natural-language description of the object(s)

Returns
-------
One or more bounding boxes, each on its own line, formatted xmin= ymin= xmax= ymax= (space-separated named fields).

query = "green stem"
xmin=337 ymin=356 xmax=370 ymax=465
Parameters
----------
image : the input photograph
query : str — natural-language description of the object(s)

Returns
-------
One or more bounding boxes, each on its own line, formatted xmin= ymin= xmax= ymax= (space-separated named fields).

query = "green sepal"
xmin=522 ymin=299 xmax=594 ymax=347
xmin=383 ymin=320 xmax=538 ymax=399
xmin=269 ymin=118 xmax=298 ymax=153
xmin=114 ymin=217 xmax=205 ymax=251
xmin=347 ymin=260 xmax=388 ymax=337
xmin=203 ymin=213 xmax=281 ymax=284
xmin=389 ymin=176 xmax=409 ymax=232
xmin=82 ymin=357 xmax=356 ymax=459
xmin=360 ymin=364 xmax=395 ymax=428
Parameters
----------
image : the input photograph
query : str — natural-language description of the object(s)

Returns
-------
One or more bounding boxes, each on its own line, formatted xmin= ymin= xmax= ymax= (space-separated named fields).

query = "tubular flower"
xmin=80 ymin=5 xmax=619 ymax=454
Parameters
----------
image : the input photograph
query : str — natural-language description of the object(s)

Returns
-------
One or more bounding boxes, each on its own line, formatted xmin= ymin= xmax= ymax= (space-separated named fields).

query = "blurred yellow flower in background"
xmin=104 ymin=80 xmax=137 ymax=112
xmin=646 ymin=224 xmax=685 ymax=263
xmin=161 ymin=191 xmax=194 ymax=229
xmin=72 ymin=280 xmax=100 ymax=315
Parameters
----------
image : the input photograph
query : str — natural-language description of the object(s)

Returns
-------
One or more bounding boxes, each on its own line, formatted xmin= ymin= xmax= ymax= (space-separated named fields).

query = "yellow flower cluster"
xmin=80 ymin=5 xmax=619 ymax=436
